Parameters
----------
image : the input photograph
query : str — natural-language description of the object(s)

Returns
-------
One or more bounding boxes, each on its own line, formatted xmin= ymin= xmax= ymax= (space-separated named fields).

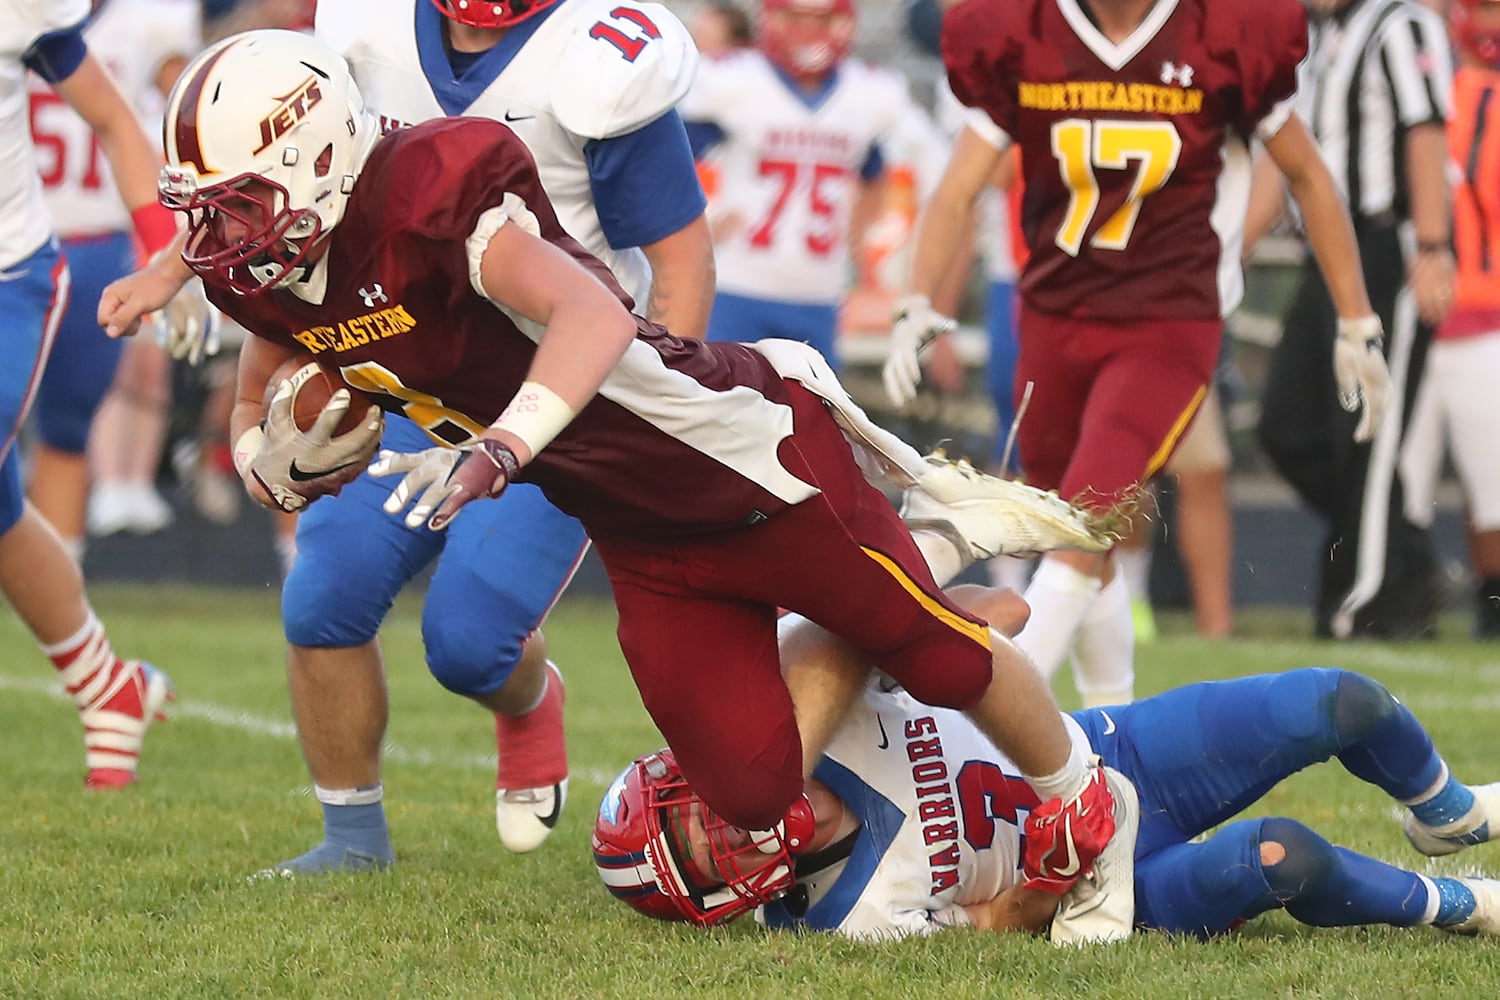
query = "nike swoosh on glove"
xmin=248 ymin=379 xmax=384 ymax=513
xmin=370 ymin=437 xmax=518 ymax=531
xmin=1021 ymin=761 xmax=1118 ymax=895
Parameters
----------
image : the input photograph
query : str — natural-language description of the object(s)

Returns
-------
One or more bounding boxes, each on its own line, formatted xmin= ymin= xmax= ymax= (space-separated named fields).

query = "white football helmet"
xmin=159 ymin=30 xmax=381 ymax=294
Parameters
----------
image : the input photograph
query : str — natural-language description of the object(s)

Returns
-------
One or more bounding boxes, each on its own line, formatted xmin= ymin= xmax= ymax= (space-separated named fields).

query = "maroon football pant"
xmin=1014 ymin=302 xmax=1222 ymax=512
xmin=592 ymin=383 xmax=994 ymax=831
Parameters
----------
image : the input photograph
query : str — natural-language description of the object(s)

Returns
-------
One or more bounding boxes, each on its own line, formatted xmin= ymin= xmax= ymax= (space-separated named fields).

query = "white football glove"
xmin=369 ymin=439 xmax=517 ymax=531
xmin=1333 ymin=315 xmax=1391 ymax=444
xmin=157 ymin=276 xmax=221 ymax=365
xmin=883 ymin=293 xmax=957 ymax=408
xmin=245 ymin=378 xmax=384 ymax=513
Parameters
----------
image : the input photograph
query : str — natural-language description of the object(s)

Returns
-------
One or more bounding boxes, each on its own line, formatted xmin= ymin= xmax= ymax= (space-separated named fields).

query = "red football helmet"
xmin=429 ymin=0 xmax=561 ymax=29
xmin=1450 ymin=0 xmax=1500 ymax=69
xmin=758 ymin=0 xmax=856 ymax=79
xmin=592 ymin=749 xmax=815 ymax=927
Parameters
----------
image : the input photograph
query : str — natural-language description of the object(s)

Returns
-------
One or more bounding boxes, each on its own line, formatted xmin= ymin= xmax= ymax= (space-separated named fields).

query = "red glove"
xmin=1021 ymin=765 xmax=1117 ymax=894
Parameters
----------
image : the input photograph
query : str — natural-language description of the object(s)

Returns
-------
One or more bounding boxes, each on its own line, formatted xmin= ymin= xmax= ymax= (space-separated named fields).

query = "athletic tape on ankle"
xmin=314 ymin=784 xmax=383 ymax=806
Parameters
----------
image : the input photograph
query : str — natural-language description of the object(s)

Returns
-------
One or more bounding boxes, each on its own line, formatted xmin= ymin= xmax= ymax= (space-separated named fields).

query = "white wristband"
xmin=491 ymin=381 xmax=575 ymax=459
xmin=233 ymin=425 xmax=266 ymax=483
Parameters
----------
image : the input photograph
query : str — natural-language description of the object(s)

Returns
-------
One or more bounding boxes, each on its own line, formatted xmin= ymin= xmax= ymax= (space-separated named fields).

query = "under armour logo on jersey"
xmin=359 ymin=284 xmax=388 ymax=307
xmin=1160 ymin=61 xmax=1194 ymax=87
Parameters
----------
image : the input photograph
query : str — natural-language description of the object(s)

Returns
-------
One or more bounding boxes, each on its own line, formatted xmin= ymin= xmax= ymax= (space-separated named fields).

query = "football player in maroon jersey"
xmin=101 ymin=28 xmax=1125 ymax=896
xmin=884 ymin=0 xmax=1388 ymax=710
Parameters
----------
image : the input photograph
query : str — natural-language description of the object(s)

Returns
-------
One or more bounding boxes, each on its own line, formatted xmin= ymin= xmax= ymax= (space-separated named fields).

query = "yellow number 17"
xmin=1050 ymin=118 xmax=1182 ymax=256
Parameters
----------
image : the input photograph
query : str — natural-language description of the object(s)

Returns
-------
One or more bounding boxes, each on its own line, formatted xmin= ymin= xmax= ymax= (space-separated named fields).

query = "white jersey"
xmin=757 ymin=679 xmax=1092 ymax=940
xmin=680 ymin=51 xmax=917 ymax=304
xmin=30 ymin=0 xmax=199 ymax=239
xmin=317 ymin=0 xmax=698 ymax=306
xmin=0 ymin=0 xmax=89 ymax=269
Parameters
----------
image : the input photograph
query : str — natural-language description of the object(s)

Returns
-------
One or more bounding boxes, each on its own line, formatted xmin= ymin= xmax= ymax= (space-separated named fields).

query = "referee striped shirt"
xmin=1299 ymin=0 xmax=1452 ymax=224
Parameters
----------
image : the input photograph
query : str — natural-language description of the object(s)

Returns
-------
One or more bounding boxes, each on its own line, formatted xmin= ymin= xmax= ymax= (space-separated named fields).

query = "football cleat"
xmin=1050 ymin=766 xmax=1140 ymax=946
xmin=78 ymin=660 xmax=174 ymax=789
xmin=900 ymin=453 xmax=1116 ymax=565
xmin=495 ymin=662 xmax=568 ymax=853
xmin=1442 ymin=878 xmax=1500 ymax=936
xmin=1404 ymin=781 xmax=1500 ymax=856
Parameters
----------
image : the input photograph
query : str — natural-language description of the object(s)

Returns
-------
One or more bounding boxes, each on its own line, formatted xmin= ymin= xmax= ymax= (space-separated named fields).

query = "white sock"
xmin=1023 ymin=738 xmax=1090 ymax=803
xmin=913 ymin=529 xmax=966 ymax=588
xmin=1114 ymin=544 xmax=1151 ymax=603
xmin=1071 ymin=571 xmax=1135 ymax=706
xmin=988 ymin=554 xmax=1035 ymax=592
xmin=1015 ymin=557 xmax=1102 ymax=681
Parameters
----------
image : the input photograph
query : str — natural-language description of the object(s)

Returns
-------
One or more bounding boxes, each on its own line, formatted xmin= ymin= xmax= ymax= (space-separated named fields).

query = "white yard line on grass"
xmin=0 ymin=672 xmax=617 ymax=786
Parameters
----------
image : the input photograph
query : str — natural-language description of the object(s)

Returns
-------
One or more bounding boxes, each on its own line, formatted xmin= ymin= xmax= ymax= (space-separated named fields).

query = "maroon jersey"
xmin=944 ymin=0 xmax=1307 ymax=321
xmin=207 ymin=118 xmax=823 ymax=541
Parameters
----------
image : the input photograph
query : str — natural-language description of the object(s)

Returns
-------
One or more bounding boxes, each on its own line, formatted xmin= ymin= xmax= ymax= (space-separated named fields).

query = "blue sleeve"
xmin=24 ymin=23 xmax=88 ymax=84
xmin=860 ymin=143 xmax=885 ymax=183
xmin=683 ymin=120 xmax=726 ymax=159
xmin=583 ymin=109 xmax=708 ymax=250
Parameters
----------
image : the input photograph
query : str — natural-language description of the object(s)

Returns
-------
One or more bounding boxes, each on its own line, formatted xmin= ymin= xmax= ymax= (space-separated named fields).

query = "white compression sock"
xmin=1071 ymin=570 xmax=1135 ymax=706
xmin=1015 ymin=557 xmax=1102 ymax=682
xmin=1114 ymin=544 xmax=1151 ymax=603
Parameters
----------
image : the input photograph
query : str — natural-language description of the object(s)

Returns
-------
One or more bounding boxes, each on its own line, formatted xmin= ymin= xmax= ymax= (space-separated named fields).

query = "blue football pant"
xmin=283 ymin=415 xmax=589 ymax=697
xmin=705 ymin=291 xmax=840 ymax=370
xmin=32 ymin=233 xmax=132 ymax=453
xmin=0 ymin=239 xmax=69 ymax=533
xmin=1072 ymin=668 xmax=1445 ymax=936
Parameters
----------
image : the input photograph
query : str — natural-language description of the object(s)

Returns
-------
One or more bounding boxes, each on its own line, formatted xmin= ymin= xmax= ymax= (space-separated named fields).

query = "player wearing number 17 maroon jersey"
xmin=884 ymin=0 xmax=1391 ymax=710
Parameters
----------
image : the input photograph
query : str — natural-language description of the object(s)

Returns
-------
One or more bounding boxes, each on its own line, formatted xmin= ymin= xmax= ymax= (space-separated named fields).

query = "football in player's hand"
xmin=266 ymin=358 xmax=373 ymax=435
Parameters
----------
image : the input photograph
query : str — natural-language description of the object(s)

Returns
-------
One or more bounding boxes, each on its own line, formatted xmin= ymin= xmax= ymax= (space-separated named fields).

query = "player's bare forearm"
xmin=56 ymin=54 xmax=163 ymax=214
xmin=907 ymin=126 xmax=1001 ymax=301
xmin=231 ymin=337 xmax=299 ymax=442
xmin=1268 ymin=118 xmax=1373 ymax=320
xmin=1405 ymin=123 xmax=1451 ymax=251
xmin=642 ymin=215 xmax=716 ymax=340
xmin=963 ymin=885 xmax=1059 ymax=933
xmin=1242 ymin=150 xmax=1287 ymax=257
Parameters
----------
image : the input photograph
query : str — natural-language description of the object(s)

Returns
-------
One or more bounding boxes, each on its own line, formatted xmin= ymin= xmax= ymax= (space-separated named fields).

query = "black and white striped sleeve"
xmin=1375 ymin=5 xmax=1453 ymax=127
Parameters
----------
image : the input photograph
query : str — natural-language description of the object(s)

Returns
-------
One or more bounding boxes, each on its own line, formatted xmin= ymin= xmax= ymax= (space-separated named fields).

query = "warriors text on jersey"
xmin=200 ymin=119 xmax=822 ymax=540
xmin=759 ymin=678 xmax=1092 ymax=939
xmin=943 ymin=0 xmax=1307 ymax=321
xmin=316 ymin=0 xmax=701 ymax=307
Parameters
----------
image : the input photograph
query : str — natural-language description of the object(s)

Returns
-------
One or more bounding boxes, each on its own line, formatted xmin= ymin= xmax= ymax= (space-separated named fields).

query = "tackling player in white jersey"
xmin=0 ymin=0 xmax=184 ymax=788
xmin=27 ymin=0 xmax=203 ymax=552
xmin=598 ymin=587 xmax=1500 ymax=941
xmin=679 ymin=0 xmax=923 ymax=365
xmin=207 ymin=0 xmax=717 ymax=873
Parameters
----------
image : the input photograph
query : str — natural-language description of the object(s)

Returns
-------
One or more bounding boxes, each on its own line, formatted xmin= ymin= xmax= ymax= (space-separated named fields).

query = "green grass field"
xmin=3 ymin=586 xmax=1500 ymax=999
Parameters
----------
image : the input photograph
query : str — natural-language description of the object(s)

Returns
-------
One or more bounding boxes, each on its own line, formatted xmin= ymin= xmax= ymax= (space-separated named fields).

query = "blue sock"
xmin=1432 ymin=878 xmax=1478 ymax=928
xmin=271 ymin=801 xmax=394 ymax=875
xmin=1410 ymin=778 xmax=1478 ymax=829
